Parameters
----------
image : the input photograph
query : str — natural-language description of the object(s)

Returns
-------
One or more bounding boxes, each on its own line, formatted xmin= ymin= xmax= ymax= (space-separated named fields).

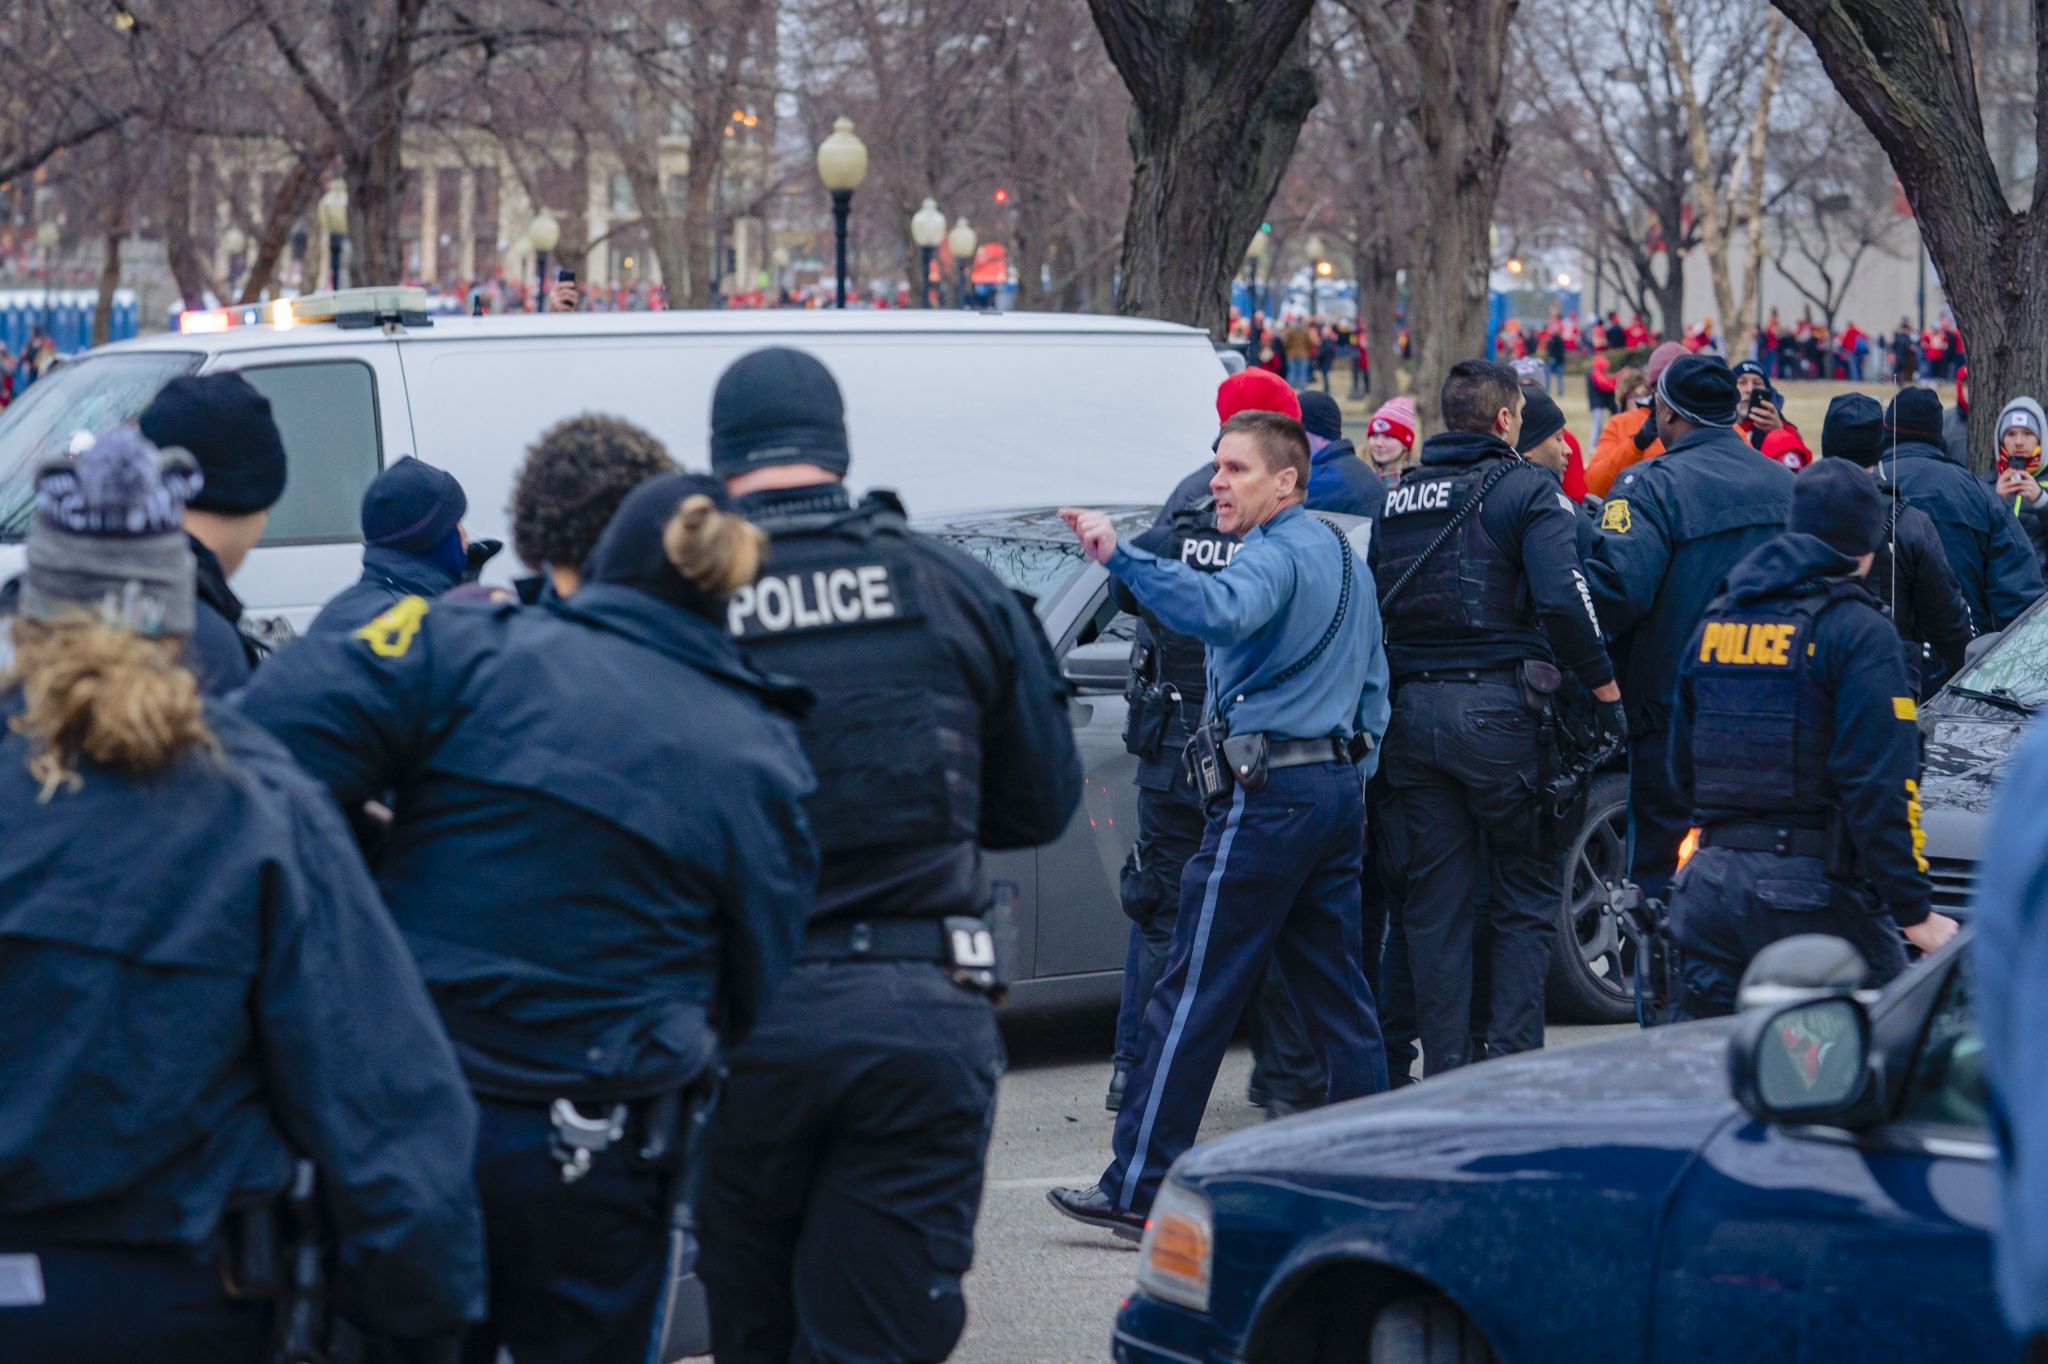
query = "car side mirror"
xmin=1729 ymin=995 xmax=1879 ymax=1129
xmin=1062 ymin=638 xmax=1131 ymax=694
xmin=1963 ymin=630 xmax=2004 ymax=666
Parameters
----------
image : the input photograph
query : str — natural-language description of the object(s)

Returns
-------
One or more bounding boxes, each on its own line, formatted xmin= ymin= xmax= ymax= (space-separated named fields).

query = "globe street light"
xmin=910 ymin=197 xmax=946 ymax=310
xmin=529 ymin=209 xmax=561 ymax=296
xmin=816 ymin=116 xmax=868 ymax=309
xmin=946 ymin=216 xmax=978 ymax=310
xmin=35 ymin=220 xmax=59 ymax=335
xmin=317 ymin=182 xmax=349 ymax=290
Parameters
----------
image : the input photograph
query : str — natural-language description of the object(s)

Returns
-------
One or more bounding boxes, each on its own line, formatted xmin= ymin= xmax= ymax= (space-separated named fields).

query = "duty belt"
xmin=1400 ymin=665 xmax=1522 ymax=686
xmin=800 ymin=917 xmax=963 ymax=963
xmin=1265 ymin=736 xmax=1351 ymax=769
xmin=1699 ymin=820 xmax=1830 ymax=859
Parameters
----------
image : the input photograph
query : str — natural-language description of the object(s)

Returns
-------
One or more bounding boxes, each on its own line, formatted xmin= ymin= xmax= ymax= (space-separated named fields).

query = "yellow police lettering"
xmin=1601 ymin=499 xmax=1632 ymax=533
xmin=353 ymin=595 xmax=430 ymax=658
xmin=1905 ymin=778 xmax=1929 ymax=873
xmin=1701 ymin=620 xmax=1796 ymax=666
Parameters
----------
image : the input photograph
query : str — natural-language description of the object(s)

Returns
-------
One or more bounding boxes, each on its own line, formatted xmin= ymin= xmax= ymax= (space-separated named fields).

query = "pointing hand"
xmin=1059 ymin=507 xmax=1118 ymax=565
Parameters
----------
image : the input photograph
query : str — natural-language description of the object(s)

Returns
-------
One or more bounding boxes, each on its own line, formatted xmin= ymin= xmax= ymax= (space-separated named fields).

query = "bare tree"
xmin=1770 ymin=0 xmax=2047 ymax=472
xmin=1344 ymin=0 xmax=1516 ymax=433
xmin=1768 ymin=105 xmax=1909 ymax=335
xmin=1087 ymin=0 xmax=1318 ymax=334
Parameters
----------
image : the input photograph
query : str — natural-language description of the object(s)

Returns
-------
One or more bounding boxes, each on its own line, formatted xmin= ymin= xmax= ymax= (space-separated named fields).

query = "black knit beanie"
xmin=138 ymin=373 xmax=287 ymax=515
xmin=1884 ymin=387 xmax=1946 ymax=445
xmin=1516 ymin=383 xmax=1567 ymax=454
xmin=1656 ymin=355 xmax=1740 ymax=428
xmin=1297 ymin=391 xmax=1345 ymax=441
xmin=709 ymin=348 xmax=851 ymax=478
xmin=1822 ymin=394 xmax=1885 ymax=468
xmin=1790 ymin=458 xmax=1886 ymax=557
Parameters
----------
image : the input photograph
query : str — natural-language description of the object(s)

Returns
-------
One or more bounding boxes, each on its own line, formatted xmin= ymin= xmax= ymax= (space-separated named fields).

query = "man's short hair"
xmin=1440 ymin=360 xmax=1524 ymax=434
xmin=1218 ymin=411 xmax=1311 ymax=488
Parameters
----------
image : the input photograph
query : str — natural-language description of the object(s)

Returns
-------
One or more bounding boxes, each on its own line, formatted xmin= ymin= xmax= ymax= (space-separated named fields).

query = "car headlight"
xmin=1134 ymin=1179 xmax=1213 ymax=1313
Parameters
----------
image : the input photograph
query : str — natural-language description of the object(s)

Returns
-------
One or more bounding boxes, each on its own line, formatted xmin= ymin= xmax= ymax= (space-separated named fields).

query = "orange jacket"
xmin=1587 ymin=407 xmax=1664 ymax=497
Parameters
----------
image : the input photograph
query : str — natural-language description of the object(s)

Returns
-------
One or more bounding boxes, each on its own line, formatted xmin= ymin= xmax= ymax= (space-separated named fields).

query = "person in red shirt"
xmin=1624 ymin=314 xmax=1651 ymax=348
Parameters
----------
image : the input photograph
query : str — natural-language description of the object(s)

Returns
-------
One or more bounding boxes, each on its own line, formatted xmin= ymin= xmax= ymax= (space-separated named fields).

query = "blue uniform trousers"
xmin=1104 ymin=761 xmax=1387 ymax=1215
xmin=0 ymin=1241 xmax=267 ymax=1364
xmin=459 ymin=1098 xmax=674 ymax=1364
xmin=1667 ymin=846 xmax=1909 ymax=1021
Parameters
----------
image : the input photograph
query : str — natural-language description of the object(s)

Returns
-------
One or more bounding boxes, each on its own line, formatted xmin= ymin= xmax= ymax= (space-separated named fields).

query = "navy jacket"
xmin=1974 ymin=717 xmax=2048 ymax=1337
xmin=1306 ymin=438 xmax=1387 ymax=524
xmin=237 ymin=586 xmax=818 ymax=1102
xmin=1670 ymin=533 xmax=1931 ymax=925
xmin=1586 ymin=425 xmax=1795 ymax=735
xmin=307 ymin=545 xmax=462 ymax=639
xmin=1884 ymin=441 xmax=2043 ymax=630
xmin=187 ymin=534 xmax=260 ymax=695
xmin=0 ymin=699 xmax=484 ymax=1340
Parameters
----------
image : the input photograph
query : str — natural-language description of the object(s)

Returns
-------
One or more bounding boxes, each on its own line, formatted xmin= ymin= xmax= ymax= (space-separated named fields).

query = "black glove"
xmin=1595 ymin=698 xmax=1629 ymax=749
xmin=1632 ymin=414 xmax=1659 ymax=451
xmin=463 ymin=537 xmax=504 ymax=583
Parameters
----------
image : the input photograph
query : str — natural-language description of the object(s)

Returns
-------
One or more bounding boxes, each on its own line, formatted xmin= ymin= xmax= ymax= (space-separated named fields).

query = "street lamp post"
xmin=35 ymin=220 xmax=59 ymax=335
xmin=947 ymin=217 xmax=978 ymax=309
xmin=1244 ymin=229 xmax=1269 ymax=353
xmin=317 ymin=183 xmax=349 ymax=290
xmin=222 ymin=226 xmax=247 ymax=301
xmin=816 ymin=116 xmax=868 ymax=309
xmin=529 ymin=210 xmax=561 ymax=299
xmin=910 ymin=197 xmax=946 ymax=309
xmin=1305 ymin=235 xmax=1326 ymax=319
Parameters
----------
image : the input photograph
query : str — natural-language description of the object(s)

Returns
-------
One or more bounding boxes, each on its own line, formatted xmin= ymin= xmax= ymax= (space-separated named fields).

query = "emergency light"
xmin=177 ymin=285 xmax=432 ymax=335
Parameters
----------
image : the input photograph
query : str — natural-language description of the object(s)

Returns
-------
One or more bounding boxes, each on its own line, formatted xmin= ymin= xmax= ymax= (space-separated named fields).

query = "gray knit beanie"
xmin=21 ymin=428 xmax=201 ymax=637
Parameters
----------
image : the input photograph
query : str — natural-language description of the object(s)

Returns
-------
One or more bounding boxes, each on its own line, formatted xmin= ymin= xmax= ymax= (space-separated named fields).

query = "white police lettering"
xmin=729 ymin=563 xmax=901 ymax=636
xmin=1382 ymin=479 xmax=1453 ymax=517
xmin=1571 ymin=567 xmax=1602 ymax=632
xmin=1181 ymin=535 xmax=1239 ymax=570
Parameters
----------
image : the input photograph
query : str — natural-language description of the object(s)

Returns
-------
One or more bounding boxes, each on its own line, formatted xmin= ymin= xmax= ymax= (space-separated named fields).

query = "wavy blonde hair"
xmin=5 ymin=618 xmax=215 ymax=801
xmin=662 ymin=493 xmax=766 ymax=598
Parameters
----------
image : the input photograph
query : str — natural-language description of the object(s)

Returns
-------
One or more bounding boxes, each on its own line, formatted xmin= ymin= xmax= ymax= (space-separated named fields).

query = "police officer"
xmin=309 ymin=457 xmax=487 ymax=636
xmin=138 ymin=374 xmax=288 ymax=693
xmin=1049 ymin=409 xmax=1391 ymax=1235
xmin=239 ymin=464 xmax=814 ymax=1364
xmin=1820 ymin=394 xmax=1974 ymax=695
xmin=1667 ymin=460 xmax=1960 ymax=1019
xmin=0 ymin=431 xmax=482 ymax=1363
xmin=1106 ymin=369 xmax=1330 ymax=1118
xmin=696 ymin=347 xmax=1082 ymax=1363
xmin=1880 ymin=385 xmax=2044 ymax=632
xmin=1585 ymin=354 xmax=1795 ymax=902
xmin=1374 ymin=361 xmax=1624 ymax=1075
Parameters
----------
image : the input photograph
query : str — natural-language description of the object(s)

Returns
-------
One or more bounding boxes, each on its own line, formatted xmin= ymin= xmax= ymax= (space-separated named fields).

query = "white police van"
xmin=0 ymin=288 xmax=1225 ymax=626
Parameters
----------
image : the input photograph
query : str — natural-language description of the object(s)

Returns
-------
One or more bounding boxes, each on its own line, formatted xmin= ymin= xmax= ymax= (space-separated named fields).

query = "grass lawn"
xmin=1330 ymin=377 xmax=1938 ymax=450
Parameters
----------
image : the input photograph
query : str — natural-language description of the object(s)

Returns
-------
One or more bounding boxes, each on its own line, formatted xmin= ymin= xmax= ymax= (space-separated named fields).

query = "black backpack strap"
xmin=1379 ymin=459 xmax=1519 ymax=610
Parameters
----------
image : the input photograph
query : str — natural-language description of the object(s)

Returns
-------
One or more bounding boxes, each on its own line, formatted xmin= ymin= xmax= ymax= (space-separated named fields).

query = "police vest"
xmin=1132 ymin=496 xmax=1238 ymax=701
xmin=1685 ymin=584 xmax=1862 ymax=818
xmin=733 ymin=495 xmax=981 ymax=859
xmin=1375 ymin=460 xmax=1544 ymax=658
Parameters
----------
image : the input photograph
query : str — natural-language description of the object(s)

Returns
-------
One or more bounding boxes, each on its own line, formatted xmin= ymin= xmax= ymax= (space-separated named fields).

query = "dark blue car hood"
xmin=1175 ymin=1019 xmax=1741 ymax=1186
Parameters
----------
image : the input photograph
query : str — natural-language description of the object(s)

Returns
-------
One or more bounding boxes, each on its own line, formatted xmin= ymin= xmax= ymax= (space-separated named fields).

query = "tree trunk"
xmin=1089 ymin=0 xmax=1318 ymax=336
xmin=239 ymin=159 xmax=324 ymax=305
xmin=92 ymin=231 xmax=123 ymax=347
xmin=164 ymin=145 xmax=210 ymax=311
xmin=1349 ymin=0 xmax=1518 ymax=434
xmin=1359 ymin=237 xmax=1403 ymax=407
xmin=619 ymin=156 xmax=685 ymax=310
xmin=683 ymin=150 xmax=719 ymax=310
xmin=1770 ymin=0 xmax=2044 ymax=474
xmin=345 ymin=112 xmax=407 ymax=287
xmin=1653 ymin=254 xmax=1685 ymax=344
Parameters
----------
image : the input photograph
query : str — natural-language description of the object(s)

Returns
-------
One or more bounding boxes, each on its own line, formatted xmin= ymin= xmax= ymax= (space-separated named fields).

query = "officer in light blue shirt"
xmin=1048 ymin=409 xmax=1392 ymax=1235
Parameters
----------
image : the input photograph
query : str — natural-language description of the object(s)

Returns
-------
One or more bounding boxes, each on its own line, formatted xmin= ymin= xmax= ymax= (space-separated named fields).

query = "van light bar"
xmin=175 ymin=285 xmax=432 ymax=335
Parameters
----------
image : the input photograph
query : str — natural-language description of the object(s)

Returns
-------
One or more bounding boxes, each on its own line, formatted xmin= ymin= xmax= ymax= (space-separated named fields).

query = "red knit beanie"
xmin=1216 ymin=369 xmax=1302 ymax=424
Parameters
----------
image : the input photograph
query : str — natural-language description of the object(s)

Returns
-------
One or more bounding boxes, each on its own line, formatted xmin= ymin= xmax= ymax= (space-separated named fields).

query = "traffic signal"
xmin=994 ymin=188 xmax=1009 ymax=204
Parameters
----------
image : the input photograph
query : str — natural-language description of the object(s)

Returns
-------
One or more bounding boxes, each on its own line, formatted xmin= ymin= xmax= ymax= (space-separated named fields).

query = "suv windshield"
xmin=0 ymin=352 xmax=202 ymax=539
xmin=928 ymin=509 xmax=1154 ymax=618
xmin=1940 ymin=599 xmax=2048 ymax=710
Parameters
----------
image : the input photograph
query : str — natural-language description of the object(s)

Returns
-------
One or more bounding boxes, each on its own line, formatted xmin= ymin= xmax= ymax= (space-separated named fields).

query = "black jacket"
xmin=306 ymin=545 xmax=462 ymax=639
xmin=0 ymin=699 xmax=484 ymax=1339
xmin=1870 ymin=487 xmax=1974 ymax=693
xmin=1585 ymin=424 xmax=1796 ymax=734
xmin=1884 ymin=440 xmax=2043 ymax=630
xmin=237 ymin=586 xmax=818 ymax=1101
xmin=187 ymin=534 xmax=261 ymax=694
xmin=1374 ymin=430 xmax=1612 ymax=686
xmin=1671 ymin=533 xmax=1932 ymax=925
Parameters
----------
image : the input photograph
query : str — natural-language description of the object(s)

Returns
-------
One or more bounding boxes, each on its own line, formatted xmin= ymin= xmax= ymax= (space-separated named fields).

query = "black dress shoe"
xmin=1046 ymin=1183 xmax=1145 ymax=1239
xmin=1105 ymin=1063 xmax=1131 ymax=1113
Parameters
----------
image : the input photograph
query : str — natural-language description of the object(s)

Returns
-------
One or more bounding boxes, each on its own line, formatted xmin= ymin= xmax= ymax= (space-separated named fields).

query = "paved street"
xmin=947 ymin=1012 xmax=1634 ymax=1363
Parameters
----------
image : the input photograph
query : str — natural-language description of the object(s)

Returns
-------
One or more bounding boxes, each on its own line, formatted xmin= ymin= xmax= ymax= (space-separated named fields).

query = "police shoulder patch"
xmin=353 ymin=595 xmax=430 ymax=658
xmin=1893 ymin=696 xmax=1918 ymax=721
xmin=1600 ymin=499 xmax=1632 ymax=533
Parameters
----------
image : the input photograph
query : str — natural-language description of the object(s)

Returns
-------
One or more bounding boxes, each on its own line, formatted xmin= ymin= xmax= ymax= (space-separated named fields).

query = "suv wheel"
xmin=1368 ymin=1295 xmax=1500 ymax=1364
xmin=1543 ymin=771 xmax=1637 ymax=1024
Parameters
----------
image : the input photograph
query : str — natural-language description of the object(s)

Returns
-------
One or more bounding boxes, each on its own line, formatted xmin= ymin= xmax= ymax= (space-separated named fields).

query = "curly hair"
xmin=509 ymin=414 xmax=678 ymax=571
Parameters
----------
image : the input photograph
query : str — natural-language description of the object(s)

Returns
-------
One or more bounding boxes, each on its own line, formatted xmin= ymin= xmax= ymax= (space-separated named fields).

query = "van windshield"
xmin=0 ymin=352 xmax=202 ymax=539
